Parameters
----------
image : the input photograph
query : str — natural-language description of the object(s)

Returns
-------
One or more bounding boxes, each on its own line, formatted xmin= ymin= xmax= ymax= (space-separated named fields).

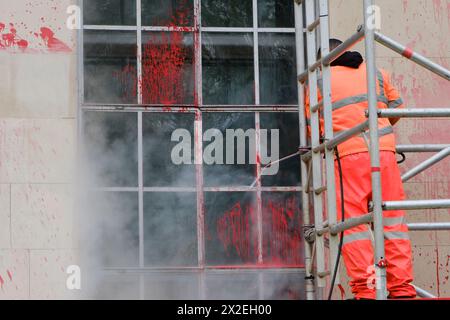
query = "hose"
xmin=327 ymin=147 xmax=345 ymax=300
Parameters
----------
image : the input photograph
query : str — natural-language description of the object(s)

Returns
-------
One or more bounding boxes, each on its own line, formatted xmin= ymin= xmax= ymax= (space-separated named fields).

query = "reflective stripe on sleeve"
xmin=388 ymin=98 xmax=404 ymax=109
xmin=383 ymin=216 xmax=405 ymax=227
xmin=384 ymin=231 xmax=410 ymax=240
xmin=343 ymin=231 xmax=372 ymax=245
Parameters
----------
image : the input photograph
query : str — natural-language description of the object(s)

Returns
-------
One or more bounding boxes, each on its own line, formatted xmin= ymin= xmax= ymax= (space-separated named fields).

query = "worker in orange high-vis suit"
xmin=305 ymin=39 xmax=416 ymax=300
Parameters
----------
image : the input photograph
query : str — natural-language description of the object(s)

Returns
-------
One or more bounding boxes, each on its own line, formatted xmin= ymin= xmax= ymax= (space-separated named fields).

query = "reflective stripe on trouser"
xmin=334 ymin=151 xmax=416 ymax=299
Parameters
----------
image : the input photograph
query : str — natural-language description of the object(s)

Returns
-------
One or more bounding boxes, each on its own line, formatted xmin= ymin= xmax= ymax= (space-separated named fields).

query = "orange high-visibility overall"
xmin=305 ymin=63 xmax=416 ymax=299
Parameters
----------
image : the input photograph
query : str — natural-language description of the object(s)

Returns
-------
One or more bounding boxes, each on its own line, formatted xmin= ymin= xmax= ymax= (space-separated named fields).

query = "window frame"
xmin=77 ymin=0 xmax=304 ymax=299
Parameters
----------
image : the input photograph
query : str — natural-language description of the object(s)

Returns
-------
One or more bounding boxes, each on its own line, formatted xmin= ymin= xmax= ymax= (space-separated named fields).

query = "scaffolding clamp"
xmin=377 ymin=258 xmax=388 ymax=269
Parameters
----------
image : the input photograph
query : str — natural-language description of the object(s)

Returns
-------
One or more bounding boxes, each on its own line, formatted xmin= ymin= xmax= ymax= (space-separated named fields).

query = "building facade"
xmin=0 ymin=0 xmax=448 ymax=299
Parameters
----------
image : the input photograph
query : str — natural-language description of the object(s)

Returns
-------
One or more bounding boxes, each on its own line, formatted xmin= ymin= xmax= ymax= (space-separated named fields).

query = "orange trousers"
xmin=334 ymin=151 xmax=416 ymax=299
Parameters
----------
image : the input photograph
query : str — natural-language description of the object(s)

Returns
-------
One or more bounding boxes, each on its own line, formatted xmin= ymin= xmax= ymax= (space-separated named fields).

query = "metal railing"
xmin=294 ymin=0 xmax=450 ymax=300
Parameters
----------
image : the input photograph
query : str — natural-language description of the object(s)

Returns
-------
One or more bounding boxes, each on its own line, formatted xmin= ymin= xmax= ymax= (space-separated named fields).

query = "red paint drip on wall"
xmin=0 ymin=22 xmax=71 ymax=53
xmin=0 ymin=22 xmax=28 ymax=51
xmin=6 ymin=270 xmax=12 ymax=282
xmin=39 ymin=27 xmax=71 ymax=52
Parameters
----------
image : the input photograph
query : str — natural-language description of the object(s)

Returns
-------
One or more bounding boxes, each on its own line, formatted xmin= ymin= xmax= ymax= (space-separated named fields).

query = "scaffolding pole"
xmin=304 ymin=0 xmax=326 ymax=291
xmin=401 ymin=147 xmax=450 ymax=182
xmin=318 ymin=0 xmax=340 ymax=289
xmin=374 ymin=32 xmax=450 ymax=81
xmin=298 ymin=0 xmax=450 ymax=300
xmin=294 ymin=0 xmax=315 ymax=301
xmin=363 ymin=0 xmax=387 ymax=300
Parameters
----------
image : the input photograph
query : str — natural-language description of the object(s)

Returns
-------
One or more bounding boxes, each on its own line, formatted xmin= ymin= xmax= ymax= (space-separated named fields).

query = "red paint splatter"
xmin=39 ymin=27 xmax=71 ymax=52
xmin=217 ymin=202 xmax=258 ymax=262
xmin=216 ymin=196 xmax=304 ymax=266
xmin=0 ymin=275 xmax=3 ymax=288
xmin=0 ymin=22 xmax=71 ymax=53
xmin=0 ymin=22 xmax=28 ymax=51
xmin=141 ymin=31 xmax=186 ymax=105
xmin=113 ymin=0 xmax=193 ymax=106
xmin=263 ymin=197 xmax=303 ymax=265
xmin=6 ymin=270 xmax=12 ymax=281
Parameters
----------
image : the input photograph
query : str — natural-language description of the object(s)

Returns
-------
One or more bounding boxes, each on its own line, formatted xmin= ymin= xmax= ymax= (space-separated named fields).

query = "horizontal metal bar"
xmin=326 ymin=120 xmax=369 ymax=150
xmin=302 ymin=120 xmax=369 ymax=161
xmin=316 ymin=212 xmax=373 ymax=236
xmin=374 ymin=32 xmax=450 ymax=81
xmin=402 ymin=147 xmax=450 ymax=182
xmin=413 ymin=284 xmax=437 ymax=299
xmin=306 ymin=18 xmax=320 ymax=32
xmin=377 ymin=108 xmax=450 ymax=118
xmin=91 ymin=187 xmax=139 ymax=192
xmin=298 ymin=25 xmax=365 ymax=82
xmin=83 ymin=25 xmax=137 ymax=30
xmin=314 ymin=186 xmax=327 ymax=195
xmin=408 ymin=223 xmax=450 ymax=231
xmin=143 ymin=187 xmax=196 ymax=192
xmin=330 ymin=213 xmax=373 ymax=236
xmin=141 ymin=26 xmax=195 ymax=32
xmin=383 ymin=199 xmax=450 ymax=211
xmin=81 ymin=105 xmax=299 ymax=113
xmin=103 ymin=266 xmax=305 ymax=273
xmin=310 ymin=101 xmax=323 ymax=113
xmin=322 ymin=25 xmax=365 ymax=65
xmin=396 ymin=144 xmax=450 ymax=153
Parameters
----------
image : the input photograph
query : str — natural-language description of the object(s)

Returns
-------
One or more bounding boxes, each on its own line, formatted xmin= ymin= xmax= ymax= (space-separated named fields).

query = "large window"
xmin=81 ymin=0 xmax=304 ymax=299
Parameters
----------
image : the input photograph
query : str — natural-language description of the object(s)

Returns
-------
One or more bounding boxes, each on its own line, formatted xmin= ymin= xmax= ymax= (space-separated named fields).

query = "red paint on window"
xmin=216 ymin=196 xmax=304 ymax=266
xmin=217 ymin=202 xmax=258 ymax=262
xmin=113 ymin=1 xmax=194 ymax=106
xmin=141 ymin=31 xmax=186 ymax=106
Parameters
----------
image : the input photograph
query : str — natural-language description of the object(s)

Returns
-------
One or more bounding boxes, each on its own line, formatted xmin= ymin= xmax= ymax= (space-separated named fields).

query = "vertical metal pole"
xmin=363 ymin=0 xmax=387 ymax=300
xmin=319 ymin=0 xmax=340 ymax=292
xmin=137 ymin=0 xmax=143 ymax=104
xmin=305 ymin=0 xmax=326 ymax=291
xmin=193 ymin=0 xmax=206 ymax=300
xmin=294 ymin=0 xmax=315 ymax=300
xmin=252 ymin=0 xmax=264 ymax=266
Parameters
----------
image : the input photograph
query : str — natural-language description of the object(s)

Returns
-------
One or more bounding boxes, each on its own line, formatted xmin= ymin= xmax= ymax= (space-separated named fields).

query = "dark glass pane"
xmin=83 ymin=111 xmax=138 ymax=187
xmin=142 ymin=0 xmax=193 ymax=26
xmin=258 ymin=0 xmax=294 ymax=28
xmin=144 ymin=193 xmax=197 ymax=266
xmin=143 ymin=113 xmax=195 ymax=187
xmin=205 ymin=192 xmax=258 ymax=266
xmin=262 ymin=192 xmax=303 ymax=266
xmin=84 ymin=31 xmax=137 ymax=104
xmin=87 ymin=192 xmax=139 ymax=268
xmin=141 ymin=32 xmax=194 ymax=105
xmin=202 ymin=33 xmax=254 ymax=105
xmin=203 ymin=113 xmax=256 ymax=187
xmin=260 ymin=113 xmax=300 ymax=186
xmin=144 ymin=273 xmax=200 ymax=299
xmin=205 ymin=272 xmax=259 ymax=299
xmin=202 ymin=0 xmax=252 ymax=27
xmin=83 ymin=0 xmax=136 ymax=26
xmin=259 ymin=33 xmax=297 ymax=105
xmin=262 ymin=270 xmax=305 ymax=299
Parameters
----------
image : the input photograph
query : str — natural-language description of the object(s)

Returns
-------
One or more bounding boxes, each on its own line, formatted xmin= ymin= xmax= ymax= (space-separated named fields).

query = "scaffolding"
xmin=294 ymin=0 xmax=450 ymax=300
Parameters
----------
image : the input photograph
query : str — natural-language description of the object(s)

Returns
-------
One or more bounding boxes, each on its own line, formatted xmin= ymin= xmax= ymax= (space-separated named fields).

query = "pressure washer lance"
xmin=249 ymin=146 xmax=312 ymax=188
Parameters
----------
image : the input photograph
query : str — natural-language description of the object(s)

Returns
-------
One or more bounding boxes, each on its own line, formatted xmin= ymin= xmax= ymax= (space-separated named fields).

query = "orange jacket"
xmin=305 ymin=63 xmax=404 ymax=158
